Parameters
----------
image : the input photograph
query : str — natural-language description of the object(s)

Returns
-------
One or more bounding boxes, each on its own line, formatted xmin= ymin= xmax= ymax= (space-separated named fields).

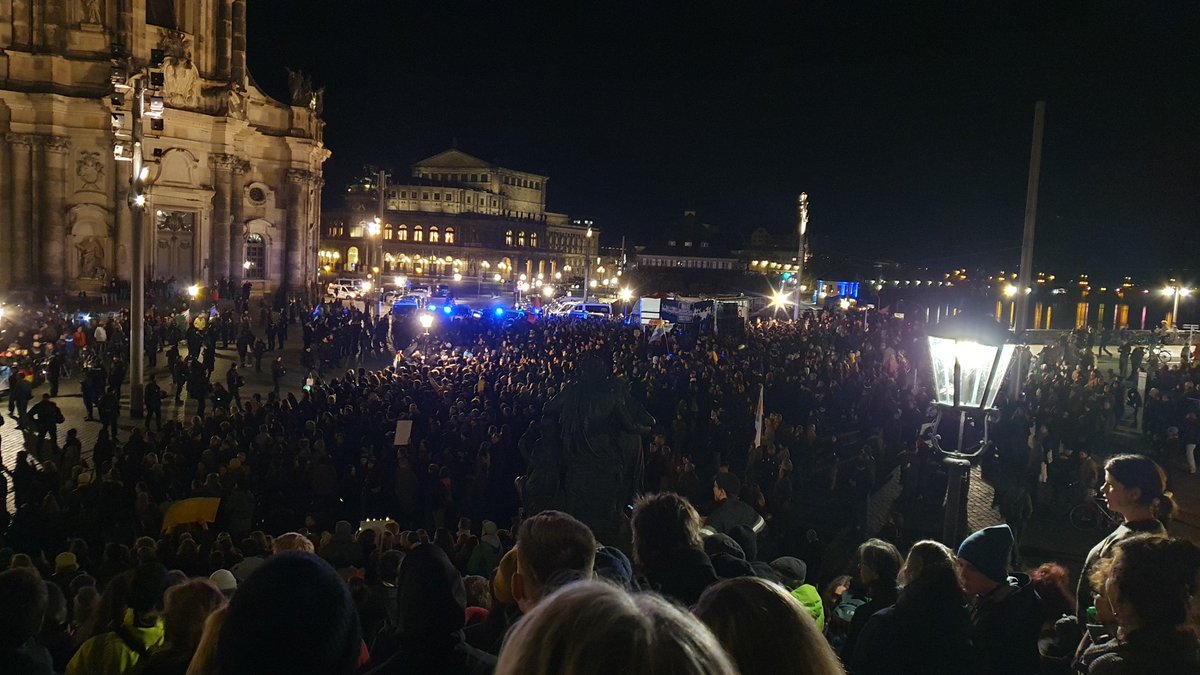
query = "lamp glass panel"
xmin=982 ymin=343 xmax=1017 ymax=409
xmin=956 ymin=341 xmax=999 ymax=408
xmin=928 ymin=336 xmax=958 ymax=406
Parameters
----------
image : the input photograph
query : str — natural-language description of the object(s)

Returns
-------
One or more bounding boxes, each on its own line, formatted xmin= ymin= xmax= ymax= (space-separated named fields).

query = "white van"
xmin=570 ymin=303 xmax=613 ymax=319
xmin=327 ymin=279 xmax=367 ymax=299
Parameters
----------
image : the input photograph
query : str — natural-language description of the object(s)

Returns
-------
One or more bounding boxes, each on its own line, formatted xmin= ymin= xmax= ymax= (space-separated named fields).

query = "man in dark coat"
xmin=705 ymin=472 xmax=765 ymax=535
xmin=367 ymin=543 xmax=496 ymax=674
xmin=957 ymin=524 xmax=1043 ymax=675
xmin=28 ymin=393 xmax=65 ymax=450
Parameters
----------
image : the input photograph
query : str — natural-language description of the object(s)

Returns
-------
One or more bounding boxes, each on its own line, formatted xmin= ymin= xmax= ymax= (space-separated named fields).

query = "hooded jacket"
xmin=638 ymin=547 xmax=721 ymax=607
xmin=368 ymin=543 xmax=496 ymax=675
xmin=850 ymin=582 xmax=980 ymax=675
xmin=67 ymin=609 xmax=164 ymax=675
xmin=969 ymin=572 xmax=1043 ymax=675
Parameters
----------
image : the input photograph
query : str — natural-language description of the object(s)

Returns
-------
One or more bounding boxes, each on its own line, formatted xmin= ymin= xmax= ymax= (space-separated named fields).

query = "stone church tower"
xmin=0 ymin=0 xmax=329 ymax=296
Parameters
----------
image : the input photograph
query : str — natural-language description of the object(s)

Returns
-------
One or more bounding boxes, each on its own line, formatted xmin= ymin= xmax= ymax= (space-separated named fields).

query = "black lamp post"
xmin=926 ymin=316 xmax=1017 ymax=546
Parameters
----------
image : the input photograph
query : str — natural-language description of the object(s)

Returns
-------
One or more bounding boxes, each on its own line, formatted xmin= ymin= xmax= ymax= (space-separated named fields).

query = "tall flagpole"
xmin=793 ymin=192 xmax=808 ymax=321
xmin=1011 ymin=102 xmax=1045 ymax=398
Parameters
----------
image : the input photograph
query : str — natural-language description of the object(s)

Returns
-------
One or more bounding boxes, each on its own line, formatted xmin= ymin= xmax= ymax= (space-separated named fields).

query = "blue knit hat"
xmin=956 ymin=524 xmax=1013 ymax=584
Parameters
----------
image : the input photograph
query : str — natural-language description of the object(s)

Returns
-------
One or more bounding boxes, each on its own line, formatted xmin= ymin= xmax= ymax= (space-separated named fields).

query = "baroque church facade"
xmin=0 ymin=0 xmax=329 ymax=296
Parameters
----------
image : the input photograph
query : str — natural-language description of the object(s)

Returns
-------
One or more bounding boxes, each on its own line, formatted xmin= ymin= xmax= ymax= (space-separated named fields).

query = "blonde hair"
xmin=899 ymin=539 xmax=957 ymax=587
xmin=695 ymin=577 xmax=846 ymax=675
xmin=496 ymin=580 xmax=736 ymax=675
xmin=272 ymin=532 xmax=315 ymax=555
xmin=184 ymin=604 xmax=228 ymax=675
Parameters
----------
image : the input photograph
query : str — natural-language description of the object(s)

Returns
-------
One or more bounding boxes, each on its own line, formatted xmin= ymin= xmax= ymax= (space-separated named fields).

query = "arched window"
xmin=429 ymin=226 xmax=440 ymax=243
xmin=505 ymin=230 xmax=513 ymax=246
xmin=383 ymin=223 xmax=394 ymax=241
xmin=445 ymin=227 xmax=455 ymax=244
xmin=530 ymin=232 xmax=538 ymax=248
xmin=347 ymin=246 xmax=360 ymax=269
xmin=414 ymin=226 xmax=424 ymax=242
xmin=244 ymin=233 xmax=265 ymax=280
xmin=518 ymin=231 xmax=526 ymax=247
xmin=397 ymin=225 xmax=408 ymax=241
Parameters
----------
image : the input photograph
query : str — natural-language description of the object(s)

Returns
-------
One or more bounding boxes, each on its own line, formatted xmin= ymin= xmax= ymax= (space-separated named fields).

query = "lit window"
xmin=518 ymin=231 xmax=526 ymax=247
xmin=445 ymin=227 xmax=455 ymax=244
xmin=245 ymin=234 xmax=265 ymax=279
xmin=430 ymin=227 xmax=440 ymax=243
xmin=530 ymin=232 xmax=538 ymax=248
xmin=414 ymin=226 xmax=424 ymax=242
xmin=505 ymin=230 xmax=513 ymax=246
xmin=384 ymin=223 xmax=394 ymax=240
xmin=397 ymin=225 xmax=408 ymax=241
xmin=350 ymin=223 xmax=364 ymax=238
xmin=347 ymin=246 xmax=360 ymax=269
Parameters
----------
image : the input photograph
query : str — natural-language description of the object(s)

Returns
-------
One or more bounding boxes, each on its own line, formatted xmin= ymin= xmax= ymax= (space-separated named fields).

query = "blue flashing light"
xmin=494 ymin=307 xmax=505 ymax=316
xmin=443 ymin=305 xmax=453 ymax=315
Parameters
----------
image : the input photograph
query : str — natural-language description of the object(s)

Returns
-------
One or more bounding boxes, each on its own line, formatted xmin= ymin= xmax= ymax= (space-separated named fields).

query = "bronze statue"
xmin=534 ymin=355 xmax=654 ymax=543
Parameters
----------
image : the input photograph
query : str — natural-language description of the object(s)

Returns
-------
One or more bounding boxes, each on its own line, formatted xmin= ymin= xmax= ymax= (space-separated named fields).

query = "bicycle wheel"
xmin=1159 ymin=349 xmax=1173 ymax=364
xmin=1069 ymin=503 xmax=1100 ymax=531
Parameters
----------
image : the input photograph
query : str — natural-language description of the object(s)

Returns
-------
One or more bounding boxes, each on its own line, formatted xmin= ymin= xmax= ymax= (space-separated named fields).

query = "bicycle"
xmin=1069 ymin=493 xmax=1118 ymax=532
xmin=1148 ymin=344 xmax=1173 ymax=365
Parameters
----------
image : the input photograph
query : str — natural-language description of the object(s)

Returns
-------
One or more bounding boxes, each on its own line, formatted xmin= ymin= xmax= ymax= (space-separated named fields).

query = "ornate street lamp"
xmin=926 ymin=315 xmax=1017 ymax=546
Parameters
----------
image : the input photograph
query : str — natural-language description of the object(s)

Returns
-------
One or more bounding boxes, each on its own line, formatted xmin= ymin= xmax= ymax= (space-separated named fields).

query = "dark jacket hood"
xmin=397 ymin=543 xmax=468 ymax=643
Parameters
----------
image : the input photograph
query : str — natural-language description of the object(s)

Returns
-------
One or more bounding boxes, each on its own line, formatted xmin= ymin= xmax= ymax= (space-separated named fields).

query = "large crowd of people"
xmin=2 ymin=301 xmax=1199 ymax=674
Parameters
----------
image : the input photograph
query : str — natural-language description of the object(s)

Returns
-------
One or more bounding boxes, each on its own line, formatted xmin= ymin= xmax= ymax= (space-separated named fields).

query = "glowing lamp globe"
xmin=926 ymin=316 xmax=1016 ymax=410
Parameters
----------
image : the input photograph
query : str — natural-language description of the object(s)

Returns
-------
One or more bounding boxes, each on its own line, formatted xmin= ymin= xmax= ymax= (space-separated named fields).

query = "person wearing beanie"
xmin=956 ymin=525 xmax=1042 ymax=675
xmin=68 ymin=563 xmax=168 ymax=674
xmin=367 ymin=543 xmax=497 ymax=674
xmin=467 ymin=520 xmax=503 ymax=577
xmin=209 ymin=569 xmax=238 ymax=598
xmin=769 ymin=556 xmax=826 ymax=631
xmin=218 ymin=553 xmax=364 ymax=675
xmin=704 ymin=472 xmax=766 ymax=536
xmin=49 ymin=552 xmax=81 ymax=596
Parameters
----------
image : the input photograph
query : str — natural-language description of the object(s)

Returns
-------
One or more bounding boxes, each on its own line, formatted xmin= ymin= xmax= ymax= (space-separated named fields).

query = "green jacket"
xmin=68 ymin=609 xmax=164 ymax=675
xmin=791 ymin=583 xmax=826 ymax=632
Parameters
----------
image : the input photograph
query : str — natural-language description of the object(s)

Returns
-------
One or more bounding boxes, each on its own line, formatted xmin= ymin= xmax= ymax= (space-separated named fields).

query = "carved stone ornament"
xmin=5 ymin=133 xmax=38 ymax=147
xmin=155 ymin=210 xmax=196 ymax=232
xmin=76 ymin=236 xmax=107 ymax=279
xmin=77 ymin=150 xmax=104 ymax=190
xmin=210 ymin=153 xmax=246 ymax=172
xmin=286 ymin=168 xmax=316 ymax=184
xmin=159 ymin=31 xmax=200 ymax=108
xmin=42 ymin=136 xmax=73 ymax=152
xmin=80 ymin=0 xmax=103 ymax=24
xmin=286 ymin=68 xmax=312 ymax=107
xmin=226 ymin=86 xmax=246 ymax=119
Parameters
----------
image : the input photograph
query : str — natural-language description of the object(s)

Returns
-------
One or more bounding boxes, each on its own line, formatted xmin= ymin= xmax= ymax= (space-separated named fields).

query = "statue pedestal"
xmin=67 ymin=25 xmax=107 ymax=53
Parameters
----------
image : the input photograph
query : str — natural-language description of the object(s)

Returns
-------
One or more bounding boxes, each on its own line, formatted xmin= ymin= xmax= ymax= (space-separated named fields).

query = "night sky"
xmin=248 ymin=2 xmax=1199 ymax=281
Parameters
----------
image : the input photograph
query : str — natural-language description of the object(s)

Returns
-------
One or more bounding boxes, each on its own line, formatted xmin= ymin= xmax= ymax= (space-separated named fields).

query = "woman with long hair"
xmin=841 ymin=538 xmax=902 ymax=661
xmin=1081 ymin=535 xmax=1200 ymax=673
xmin=695 ymin=576 xmax=845 ymax=675
xmin=1075 ymin=454 xmax=1172 ymax=624
xmin=849 ymin=540 xmax=978 ymax=675
xmin=144 ymin=579 xmax=227 ymax=675
xmin=183 ymin=605 xmax=227 ymax=675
